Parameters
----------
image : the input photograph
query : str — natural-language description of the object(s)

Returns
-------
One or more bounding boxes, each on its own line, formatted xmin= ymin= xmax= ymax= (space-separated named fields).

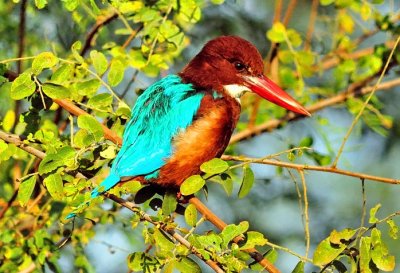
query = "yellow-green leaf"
xmin=200 ymin=158 xmax=229 ymax=174
xmin=313 ymin=237 xmax=346 ymax=266
xmin=238 ymin=165 xmax=254 ymax=198
xmin=162 ymin=190 xmax=177 ymax=216
xmin=44 ymin=173 xmax=64 ymax=200
xmin=32 ymin=52 xmax=58 ymax=74
xmin=77 ymin=114 xmax=104 ymax=142
xmin=108 ymin=60 xmax=124 ymax=86
xmin=10 ymin=72 xmax=36 ymax=100
xmin=266 ymin=22 xmax=286 ymax=43
xmin=180 ymin=175 xmax=205 ymax=196
xmin=90 ymin=50 xmax=108 ymax=75
xmin=42 ymin=82 xmax=70 ymax=99
xmin=17 ymin=175 xmax=37 ymax=206
xmin=184 ymin=204 xmax=198 ymax=227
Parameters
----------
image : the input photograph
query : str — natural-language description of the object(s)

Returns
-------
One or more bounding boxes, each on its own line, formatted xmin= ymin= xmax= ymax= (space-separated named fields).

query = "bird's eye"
xmin=233 ymin=61 xmax=246 ymax=72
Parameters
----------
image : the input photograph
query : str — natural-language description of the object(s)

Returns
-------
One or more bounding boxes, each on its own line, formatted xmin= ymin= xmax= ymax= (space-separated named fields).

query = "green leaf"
xmin=153 ymin=229 xmax=175 ymax=252
xmin=162 ymin=191 xmax=177 ymax=216
xmin=200 ymin=158 xmax=229 ymax=174
xmin=359 ymin=237 xmax=372 ymax=273
xmin=240 ymin=231 xmax=268 ymax=250
xmin=387 ymin=219 xmax=398 ymax=240
xmin=175 ymin=257 xmax=201 ymax=273
xmin=71 ymin=41 xmax=84 ymax=63
xmin=90 ymin=50 xmax=108 ymax=75
xmin=313 ymin=237 xmax=346 ymax=266
xmin=221 ymin=221 xmax=249 ymax=248
xmin=320 ymin=0 xmax=334 ymax=5
xmin=87 ymin=93 xmax=113 ymax=111
xmin=370 ymin=228 xmax=395 ymax=271
xmin=76 ymin=79 xmax=101 ymax=97
xmin=108 ymin=60 xmax=124 ymax=86
xmin=32 ymin=52 xmax=58 ymax=74
xmin=35 ymin=0 xmax=48 ymax=9
xmin=77 ymin=114 xmax=104 ymax=141
xmin=238 ymin=164 xmax=254 ymax=198
xmin=180 ymin=175 xmax=205 ymax=196
xmin=17 ymin=176 xmax=37 ymax=206
xmin=291 ymin=261 xmax=305 ymax=273
xmin=184 ymin=204 xmax=197 ymax=227
xmin=44 ymin=174 xmax=63 ymax=200
xmin=63 ymin=0 xmax=79 ymax=11
xmin=369 ymin=203 xmax=381 ymax=223
xmin=265 ymin=248 xmax=278 ymax=263
xmin=42 ymin=82 xmax=70 ymax=99
xmin=266 ymin=22 xmax=286 ymax=43
xmin=329 ymin=228 xmax=356 ymax=244
xmin=51 ymin=64 xmax=74 ymax=84
xmin=10 ymin=72 xmax=36 ymax=100
xmin=38 ymin=146 xmax=75 ymax=174
xmin=120 ymin=180 xmax=142 ymax=193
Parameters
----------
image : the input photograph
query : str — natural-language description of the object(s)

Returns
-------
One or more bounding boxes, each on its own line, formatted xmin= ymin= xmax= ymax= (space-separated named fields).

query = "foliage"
xmin=0 ymin=0 xmax=400 ymax=273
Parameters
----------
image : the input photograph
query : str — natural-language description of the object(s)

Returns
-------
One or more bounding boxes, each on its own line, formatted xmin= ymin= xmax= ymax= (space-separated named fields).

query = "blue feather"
xmin=67 ymin=75 xmax=204 ymax=218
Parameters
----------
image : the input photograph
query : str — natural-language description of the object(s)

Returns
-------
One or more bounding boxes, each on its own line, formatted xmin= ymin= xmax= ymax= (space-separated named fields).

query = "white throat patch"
xmin=223 ymin=84 xmax=251 ymax=102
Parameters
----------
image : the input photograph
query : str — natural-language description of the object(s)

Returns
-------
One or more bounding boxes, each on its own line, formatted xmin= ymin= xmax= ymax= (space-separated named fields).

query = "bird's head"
xmin=180 ymin=36 xmax=310 ymax=116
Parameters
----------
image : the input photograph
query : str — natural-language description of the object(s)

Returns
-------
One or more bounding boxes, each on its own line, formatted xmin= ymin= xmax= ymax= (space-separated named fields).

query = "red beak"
xmin=243 ymin=75 xmax=311 ymax=116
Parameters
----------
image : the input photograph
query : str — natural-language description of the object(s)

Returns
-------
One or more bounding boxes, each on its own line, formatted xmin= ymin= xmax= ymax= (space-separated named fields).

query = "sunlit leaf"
xmin=108 ymin=60 xmax=124 ymax=86
xmin=90 ymin=50 xmax=108 ymax=75
xmin=42 ymin=82 xmax=70 ymax=99
xmin=369 ymin=203 xmax=381 ymax=223
xmin=180 ymin=175 xmax=205 ymax=196
xmin=200 ymin=158 xmax=229 ymax=174
xmin=162 ymin=190 xmax=177 ymax=216
xmin=32 ymin=52 xmax=58 ymax=74
xmin=17 ymin=176 xmax=37 ymax=206
xmin=10 ymin=72 xmax=36 ymax=100
xmin=238 ymin=164 xmax=254 ymax=198
xmin=184 ymin=204 xmax=197 ymax=227
xmin=44 ymin=174 xmax=64 ymax=200
xmin=221 ymin=221 xmax=249 ymax=248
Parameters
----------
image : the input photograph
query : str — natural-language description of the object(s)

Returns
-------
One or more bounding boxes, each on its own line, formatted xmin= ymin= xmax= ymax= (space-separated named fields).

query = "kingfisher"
xmin=68 ymin=36 xmax=309 ymax=218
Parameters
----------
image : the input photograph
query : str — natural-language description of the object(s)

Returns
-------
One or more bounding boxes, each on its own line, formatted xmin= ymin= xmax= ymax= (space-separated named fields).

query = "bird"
xmin=67 ymin=36 xmax=310 ymax=218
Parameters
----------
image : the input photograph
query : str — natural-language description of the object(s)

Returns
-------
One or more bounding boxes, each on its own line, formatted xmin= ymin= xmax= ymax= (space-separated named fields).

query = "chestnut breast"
xmin=154 ymin=94 xmax=241 ymax=187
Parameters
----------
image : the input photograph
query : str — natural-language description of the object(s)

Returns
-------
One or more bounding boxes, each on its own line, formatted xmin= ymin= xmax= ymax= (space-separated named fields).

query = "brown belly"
xmin=151 ymin=94 xmax=240 ymax=187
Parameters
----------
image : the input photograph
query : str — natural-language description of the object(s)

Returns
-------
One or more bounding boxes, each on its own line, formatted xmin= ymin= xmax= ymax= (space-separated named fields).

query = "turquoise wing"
xmin=94 ymin=75 xmax=204 ymax=194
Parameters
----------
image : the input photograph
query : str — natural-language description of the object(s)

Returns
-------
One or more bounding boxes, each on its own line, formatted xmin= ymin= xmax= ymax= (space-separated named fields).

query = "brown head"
xmin=180 ymin=36 xmax=310 ymax=116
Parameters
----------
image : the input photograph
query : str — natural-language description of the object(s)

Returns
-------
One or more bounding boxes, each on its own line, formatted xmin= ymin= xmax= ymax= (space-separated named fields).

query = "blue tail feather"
xmin=66 ymin=172 xmax=120 ymax=220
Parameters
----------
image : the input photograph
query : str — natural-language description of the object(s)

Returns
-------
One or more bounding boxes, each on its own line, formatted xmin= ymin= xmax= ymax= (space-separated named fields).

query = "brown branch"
xmin=105 ymin=193 xmax=225 ymax=273
xmin=229 ymin=77 xmax=400 ymax=144
xmin=17 ymin=0 xmax=27 ymax=73
xmin=282 ymin=0 xmax=297 ymax=25
xmin=80 ymin=12 xmax=118 ymax=56
xmin=221 ymin=155 xmax=400 ymax=185
xmin=51 ymin=98 xmax=277 ymax=272
xmin=304 ymin=0 xmax=318 ymax=51
xmin=0 ymin=130 xmax=225 ymax=273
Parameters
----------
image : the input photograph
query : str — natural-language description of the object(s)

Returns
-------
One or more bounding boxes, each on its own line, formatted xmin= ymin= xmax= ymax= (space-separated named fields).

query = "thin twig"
xmin=331 ymin=36 xmax=400 ymax=168
xmin=0 ymin=130 xmax=225 ymax=273
xmin=282 ymin=0 xmax=297 ymax=25
xmin=221 ymin=155 xmax=400 ymax=185
xmin=298 ymin=170 xmax=310 ymax=258
xmin=304 ymin=0 xmax=318 ymax=51
xmin=105 ymin=193 xmax=225 ymax=273
xmin=80 ymin=12 xmax=118 ymax=56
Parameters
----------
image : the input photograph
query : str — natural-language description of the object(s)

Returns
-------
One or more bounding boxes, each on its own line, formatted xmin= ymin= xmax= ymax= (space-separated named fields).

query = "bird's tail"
xmin=66 ymin=172 xmax=120 ymax=219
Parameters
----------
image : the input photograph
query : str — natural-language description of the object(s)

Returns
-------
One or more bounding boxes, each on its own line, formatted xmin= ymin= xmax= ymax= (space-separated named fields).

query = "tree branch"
xmin=0 ymin=130 xmax=225 ymax=273
xmin=80 ymin=12 xmax=118 ymax=56
xmin=221 ymin=155 xmax=400 ymax=185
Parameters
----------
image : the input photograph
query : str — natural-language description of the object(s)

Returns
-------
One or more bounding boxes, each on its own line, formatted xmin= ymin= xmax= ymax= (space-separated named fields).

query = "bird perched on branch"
xmin=67 ymin=36 xmax=309 ymax=218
